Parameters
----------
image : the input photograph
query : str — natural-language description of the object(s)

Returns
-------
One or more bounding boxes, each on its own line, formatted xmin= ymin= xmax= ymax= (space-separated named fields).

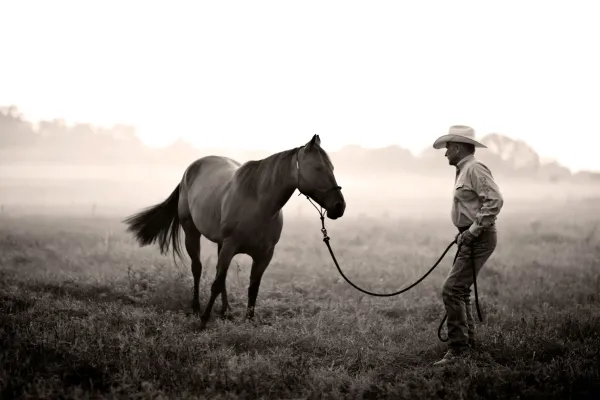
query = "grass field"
xmin=1 ymin=201 xmax=600 ymax=399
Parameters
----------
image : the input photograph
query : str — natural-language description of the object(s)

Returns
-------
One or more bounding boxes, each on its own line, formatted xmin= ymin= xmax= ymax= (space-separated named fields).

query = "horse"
xmin=123 ymin=134 xmax=346 ymax=330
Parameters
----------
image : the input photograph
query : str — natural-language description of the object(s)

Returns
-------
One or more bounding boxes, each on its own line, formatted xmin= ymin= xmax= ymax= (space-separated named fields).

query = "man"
xmin=432 ymin=125 xmax=504 ymax=366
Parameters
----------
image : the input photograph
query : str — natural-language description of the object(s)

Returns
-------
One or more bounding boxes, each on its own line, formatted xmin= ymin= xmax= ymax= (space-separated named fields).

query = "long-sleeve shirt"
xmin=452 ymin=154 xmax=504 ymax=236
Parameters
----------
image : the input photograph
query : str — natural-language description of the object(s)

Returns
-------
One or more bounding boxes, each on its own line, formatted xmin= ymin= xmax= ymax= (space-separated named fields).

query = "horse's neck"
xmin=256 ymin=149 xmax=297 ymax=216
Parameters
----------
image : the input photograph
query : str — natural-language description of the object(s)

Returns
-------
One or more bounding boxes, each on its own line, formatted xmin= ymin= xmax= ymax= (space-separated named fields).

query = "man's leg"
xmin=441 ymin=247 xmax=473 ymax=352
xmin=434 ymin=227 xmax=497 ymax=365
xmin=464 ymin=290 xmax=476 ymax=348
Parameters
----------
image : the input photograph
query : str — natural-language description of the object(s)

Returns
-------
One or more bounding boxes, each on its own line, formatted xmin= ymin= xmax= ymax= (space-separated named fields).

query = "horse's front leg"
xmin=246 ymin=247 xmax=275 ymax=321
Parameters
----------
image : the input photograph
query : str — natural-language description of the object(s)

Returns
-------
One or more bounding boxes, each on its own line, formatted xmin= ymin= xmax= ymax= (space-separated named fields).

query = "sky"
xmin=1 ymin=0 xmax=599 ymax=172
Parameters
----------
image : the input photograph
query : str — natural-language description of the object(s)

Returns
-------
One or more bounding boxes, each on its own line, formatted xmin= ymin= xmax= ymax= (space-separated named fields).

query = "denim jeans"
xmin=442 ymin=225 xmax=497 ymax=349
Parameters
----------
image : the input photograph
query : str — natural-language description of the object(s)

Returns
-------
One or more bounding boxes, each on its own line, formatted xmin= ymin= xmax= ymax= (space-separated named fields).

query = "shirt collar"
xmin=456 ymin=154 xmax=475 ymax=171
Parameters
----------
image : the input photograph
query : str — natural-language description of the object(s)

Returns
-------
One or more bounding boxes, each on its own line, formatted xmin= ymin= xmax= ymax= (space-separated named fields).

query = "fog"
xmin=3 ymin=105 xmax=600 ymax=222
xmin=2 ymin=159 xmax=598 ymax=222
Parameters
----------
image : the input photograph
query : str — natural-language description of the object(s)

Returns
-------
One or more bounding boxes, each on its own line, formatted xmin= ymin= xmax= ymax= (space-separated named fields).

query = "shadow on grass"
xmin=0 ymin=271 xmax=189 ymax=313
xmin=0 ymin=326 xmax=114 ymax=399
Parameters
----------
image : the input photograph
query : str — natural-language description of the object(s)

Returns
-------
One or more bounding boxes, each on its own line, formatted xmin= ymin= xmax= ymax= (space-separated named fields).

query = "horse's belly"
xmin=190 ymin=194 xmax=223 ymax=242
xmin=185 ymin=157 xmax=239 ymax=242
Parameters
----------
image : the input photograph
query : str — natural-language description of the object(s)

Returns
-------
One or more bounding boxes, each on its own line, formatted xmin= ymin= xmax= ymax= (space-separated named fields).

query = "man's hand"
xmin=456 ymin=230 xmax=475 ymax=247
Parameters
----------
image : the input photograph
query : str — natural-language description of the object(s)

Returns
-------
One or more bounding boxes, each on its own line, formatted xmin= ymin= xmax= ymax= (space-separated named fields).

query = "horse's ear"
xmin=307 ymin=134 xmax=321 ymax=150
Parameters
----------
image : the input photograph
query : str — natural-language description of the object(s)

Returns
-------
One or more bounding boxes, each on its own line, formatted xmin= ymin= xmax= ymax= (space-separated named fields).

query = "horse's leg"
xmin=199 ymin=240 xmax=236 ymax=330
xmin=217 ymin=243 xmax=231 ymax=319
xmin=245 ymin=247 xmax=275 ymax=321
xmin=183 ymin=220 xmax=203 ymax=315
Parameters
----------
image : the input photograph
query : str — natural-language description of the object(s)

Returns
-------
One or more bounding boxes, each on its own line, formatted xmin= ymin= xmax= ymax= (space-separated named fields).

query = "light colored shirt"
xmin=452 ymin=154 xmax=504 ymax=236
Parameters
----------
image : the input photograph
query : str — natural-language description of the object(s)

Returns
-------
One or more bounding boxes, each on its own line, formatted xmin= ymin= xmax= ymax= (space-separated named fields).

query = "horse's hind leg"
xmin=199 ymin=240 xmax=236 ymax=330
xmin=217 ymin=243 xmax=231 ymax=319
xmin=183 ymin=220 xmax=202 ymax=314
xmin=245 ymin=247 xmax=275 ymax=321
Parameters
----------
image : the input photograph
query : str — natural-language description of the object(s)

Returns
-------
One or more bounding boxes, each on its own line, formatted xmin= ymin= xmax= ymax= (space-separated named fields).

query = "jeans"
xmin=442 ymin=225 xmax=497 ymax=349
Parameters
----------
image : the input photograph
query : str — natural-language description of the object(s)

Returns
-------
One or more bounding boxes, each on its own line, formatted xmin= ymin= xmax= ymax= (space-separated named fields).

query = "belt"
xmin=457 ymin=222 xmax=495 ymax=234
xmin=457 ymin=226 xmax=470 ymax=234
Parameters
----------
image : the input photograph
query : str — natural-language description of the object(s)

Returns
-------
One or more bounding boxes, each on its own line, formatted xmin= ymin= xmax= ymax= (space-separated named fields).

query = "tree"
xmin=0 ymin=105 xmax=37 ymax=147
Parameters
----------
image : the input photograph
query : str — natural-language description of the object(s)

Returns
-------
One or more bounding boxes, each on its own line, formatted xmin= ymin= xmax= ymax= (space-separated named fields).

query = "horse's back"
xmin=183 ymin=156 xmax=240 ymax=187
xmin=178 ymin=156 xmax=241 ymax=241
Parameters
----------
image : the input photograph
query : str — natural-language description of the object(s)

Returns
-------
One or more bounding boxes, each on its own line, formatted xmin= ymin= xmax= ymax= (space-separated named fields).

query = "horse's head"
xmin=296 ymin=135 xmax=346 ymax=220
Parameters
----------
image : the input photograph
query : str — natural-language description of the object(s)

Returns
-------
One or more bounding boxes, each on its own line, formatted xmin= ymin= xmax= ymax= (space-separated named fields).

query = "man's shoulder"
xmin=467 ymin=158 xmax=489 ymax=171
xmin=465 ymin=158 xmax=493 ymax=176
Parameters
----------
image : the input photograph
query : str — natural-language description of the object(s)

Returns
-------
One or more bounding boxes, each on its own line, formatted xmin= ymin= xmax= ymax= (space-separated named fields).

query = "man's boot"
xmin=469 ymin=336 xmax=476 ymax=349
xmin=433 ymin=346 xmax=470 ymax=366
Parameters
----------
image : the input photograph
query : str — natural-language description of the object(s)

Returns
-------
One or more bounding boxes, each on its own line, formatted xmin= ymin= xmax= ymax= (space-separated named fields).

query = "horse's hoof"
xmin=192 ymin=304 xmax=202 ymax=316
xmin=220 ymin=312 xmax=235 ymax=321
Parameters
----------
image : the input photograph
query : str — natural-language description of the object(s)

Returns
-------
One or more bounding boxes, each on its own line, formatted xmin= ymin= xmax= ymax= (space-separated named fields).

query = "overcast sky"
xmin=1 ymin=0 xmax=598 ymax=172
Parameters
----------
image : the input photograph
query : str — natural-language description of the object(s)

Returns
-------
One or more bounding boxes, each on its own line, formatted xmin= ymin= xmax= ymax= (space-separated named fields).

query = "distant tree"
xmin=37 ymin=119 xmax=69 ymax=143
xmin=111 ymin=124 xmax=140 ymax=144
xmin=0 ymin=105 xmax=37 ymax=147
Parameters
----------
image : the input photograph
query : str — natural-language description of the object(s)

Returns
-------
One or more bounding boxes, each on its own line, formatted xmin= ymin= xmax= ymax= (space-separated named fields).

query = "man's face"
xmin=444 ymin=142 xmax=461 ymax=166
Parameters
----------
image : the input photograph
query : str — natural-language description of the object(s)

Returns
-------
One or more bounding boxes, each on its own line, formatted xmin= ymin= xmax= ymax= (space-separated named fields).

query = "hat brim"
xmin=433 ymin=134 xmax=487 ymax=150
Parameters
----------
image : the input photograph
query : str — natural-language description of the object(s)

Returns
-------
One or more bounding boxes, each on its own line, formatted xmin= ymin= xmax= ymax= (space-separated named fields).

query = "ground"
xmin=1 ymin=202 xmax=599 ymax=399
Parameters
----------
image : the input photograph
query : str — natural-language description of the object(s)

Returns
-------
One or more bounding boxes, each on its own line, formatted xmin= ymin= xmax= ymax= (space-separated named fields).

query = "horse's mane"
xmin=235 ymin=144 xmax=334 ymax=197
xmin=235 ymin=147 xmax=301 ymax=196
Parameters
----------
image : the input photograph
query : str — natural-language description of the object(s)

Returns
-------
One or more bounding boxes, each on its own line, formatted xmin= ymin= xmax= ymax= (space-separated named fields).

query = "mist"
xmin=2 ymin=105 xmax=599 ymax=223
xmin=2 ymin=155 xmax=598 ymax=222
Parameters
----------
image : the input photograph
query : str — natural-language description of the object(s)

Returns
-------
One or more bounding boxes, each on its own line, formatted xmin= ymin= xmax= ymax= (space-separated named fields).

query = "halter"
xmin=294 ymin=146 xmax=342 ymax=216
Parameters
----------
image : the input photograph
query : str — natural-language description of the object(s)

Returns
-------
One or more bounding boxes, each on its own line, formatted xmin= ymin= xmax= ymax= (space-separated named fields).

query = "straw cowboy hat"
xmin=433 ymin=125 xmax=487 ymax=149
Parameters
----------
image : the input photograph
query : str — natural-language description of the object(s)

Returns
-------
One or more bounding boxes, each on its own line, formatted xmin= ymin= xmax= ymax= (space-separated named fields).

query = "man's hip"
xmin=456 ymin=222 xmax=497 ymax=235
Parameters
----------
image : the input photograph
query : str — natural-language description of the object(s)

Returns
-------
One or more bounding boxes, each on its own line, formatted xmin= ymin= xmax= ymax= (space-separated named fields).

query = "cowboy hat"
xmin=433 ymin=125 xmax=487 ymax=149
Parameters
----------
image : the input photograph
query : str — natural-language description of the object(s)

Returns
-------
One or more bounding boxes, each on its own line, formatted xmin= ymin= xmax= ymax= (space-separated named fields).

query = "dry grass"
xmin=1 ymin=202 xmax=599 ymax=399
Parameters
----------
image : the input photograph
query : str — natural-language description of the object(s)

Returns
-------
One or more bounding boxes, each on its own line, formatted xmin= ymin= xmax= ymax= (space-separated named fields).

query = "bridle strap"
xmin=295 ymin=146 xmax=342 ymax=204
xmin=295 ymin=147 xmax=323 ymax=215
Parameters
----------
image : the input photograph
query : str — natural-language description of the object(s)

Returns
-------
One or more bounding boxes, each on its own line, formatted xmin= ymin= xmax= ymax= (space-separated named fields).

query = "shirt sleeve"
xmin=468 ymin=162 xmax=504 ymax=236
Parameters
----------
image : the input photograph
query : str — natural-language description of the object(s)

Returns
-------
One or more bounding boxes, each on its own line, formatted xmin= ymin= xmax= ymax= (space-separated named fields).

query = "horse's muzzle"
xmin=327 ymin=201 xmax=346 ymax=219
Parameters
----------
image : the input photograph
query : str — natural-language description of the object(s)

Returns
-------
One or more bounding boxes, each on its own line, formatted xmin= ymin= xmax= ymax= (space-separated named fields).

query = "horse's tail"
xmin=123 ymin=183 xmax=184 ymax=262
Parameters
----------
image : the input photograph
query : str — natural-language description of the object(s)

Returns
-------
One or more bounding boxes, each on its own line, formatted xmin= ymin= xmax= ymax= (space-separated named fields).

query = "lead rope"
xmin=301 ymin=194 xmax=484 ymax=342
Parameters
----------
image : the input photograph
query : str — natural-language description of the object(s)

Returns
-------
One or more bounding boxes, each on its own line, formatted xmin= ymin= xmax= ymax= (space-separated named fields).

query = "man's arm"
xmin=468 ymin=162 xmax=504 ymax=237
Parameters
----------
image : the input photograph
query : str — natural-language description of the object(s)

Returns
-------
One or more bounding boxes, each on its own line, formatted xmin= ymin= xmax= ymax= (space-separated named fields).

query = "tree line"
xmin=0 ymin=105 xmax=196 ymax=165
